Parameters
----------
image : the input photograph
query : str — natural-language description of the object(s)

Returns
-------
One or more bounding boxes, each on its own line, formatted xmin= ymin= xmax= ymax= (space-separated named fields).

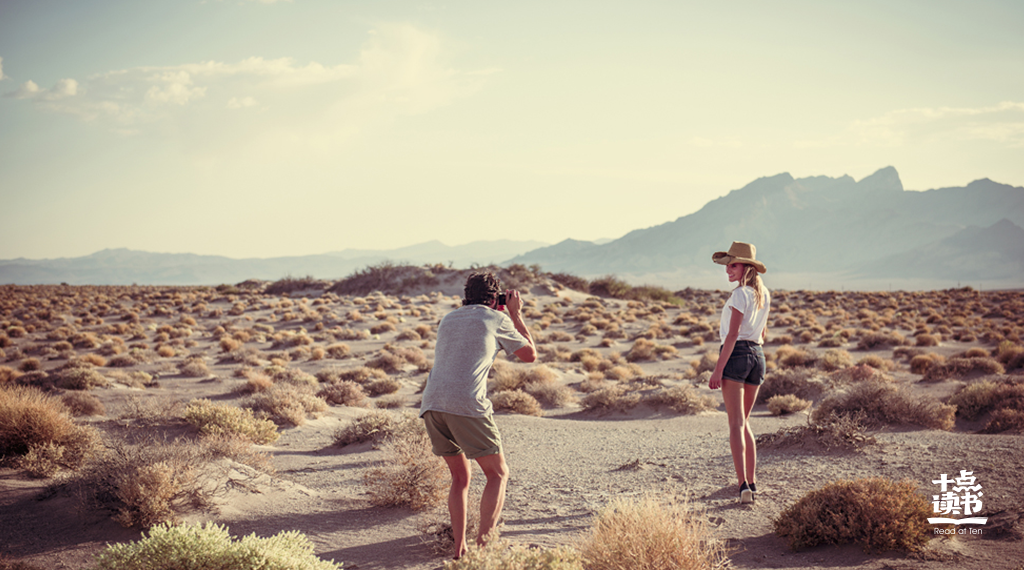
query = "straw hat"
xmin=712 ymin=241 xmax=767 ymax=274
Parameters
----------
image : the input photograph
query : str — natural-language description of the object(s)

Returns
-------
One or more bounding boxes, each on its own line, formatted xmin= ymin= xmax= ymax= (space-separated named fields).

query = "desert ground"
xmin=1 ymin=266 xmax=1023 ymax=569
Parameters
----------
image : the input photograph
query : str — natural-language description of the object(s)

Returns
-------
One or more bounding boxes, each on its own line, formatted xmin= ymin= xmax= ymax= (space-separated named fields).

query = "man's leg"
xmin=442 ymin=454 xmax=472 ymax=559
xmin=474 ymin=452 xmax=509 ymax=545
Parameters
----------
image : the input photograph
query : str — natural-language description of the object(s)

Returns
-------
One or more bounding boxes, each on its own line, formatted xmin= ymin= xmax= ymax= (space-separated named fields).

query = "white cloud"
xmin=4 ymin=24 xmax=486 ymax=134
xmin=850 ymin=101 xmax=1024 ymax=147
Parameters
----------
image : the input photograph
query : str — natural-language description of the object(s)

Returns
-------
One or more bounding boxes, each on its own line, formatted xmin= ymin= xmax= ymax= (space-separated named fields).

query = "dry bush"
xmin=366 ymin=377 xmax=402 ymax=397
xmin=325 ymin=343 xmax=351 ymax=359
xmin=370 ymin=322 xmax=397 ymax=335
xmin=219 ymin=337 xmax=241 ymax=353
xmin=363 ymin=422 xmax=447 ymax=511
xmin=61 ymin=391 xmax=105 ymax=416
xmin=244 ymin=383 xmax=327 ymax=426
xmin=264 ymin=365 xmax=318 ymax=390
xmin=767 ymin=394 xmax=812 ymax=415
xmin=106 ymin=369 xmax=155 ymax=389
xmin=334 ymin=409 xmax=418 ymax=447
xmin=757 ymin=412 xmax=875 ymax=451
xmin=818 ymin=349 xmax=853 ymax=372
xmin=240 ymin=371 xmax=274 ymax=393
xmin=812 ymin=379 xmax=955 ymax=430
xmin=184 ymin=399 xmax=280 ymax=444
xmin=775 ymin=345 xmax=816 ymax=368
xmin=625 ymin=338 xmax=656 ymax=362
xmin=915 ymin=333 xmax=939 ymax=347
xmin=923 ymin=357 xmax=1005 ymax=381
xmin=376 ymin=395 xmax=405 ymax=409
xmin=492 ymin=389 xmax=543 ymax=416
xmin=578 ymin=495 xmax=725 ymax=570
xmin=0 ymin=384 xmax=101 ymax=477
xmin=48 ymin=361 xmax=110 ymax=390
xmin=491 ymin=362 xmax=558 ymax=393
xmin=19 ymin=357 xmax=41 ymax=372
xmin=979 ymin=408 xmax=1024 ymax=434
xmin=523 ymin=383 xmax=577 ymax=408
xmin=828 ymin=363 xmax=891 ymax=385
xmin=946 ymin=378 xmax=1024 ymax=421
xmin=773 ymin=478 xmax=932 ymax=552
xmin=178 ymin=356 xmax=210 ymax=377
xmin=71 ymin=436 xmax=217 ymax=528
xmin=645 ymin=385 xmax=716 ymax=414
xmin=580 ymin=385 xmax=641 ymax=414
xmin=910 ymin=353 xmax=945 ymax=376
xmin=317 ymin=366 xmax=388 ymax=385
xmin=318 ymin=380 xmax=369 ymax=407
xmin=756 ymin=368 xmax=827 ymax=404
xmin=856 ymin=331 xmax=906 ymax=350
xmin=446 ymin=534 xmax=583 ymax=570
xmin=856 ymin=354 xmax=896 ymax=371
xmin=995 ymin=340 xmax=1024 ymax=371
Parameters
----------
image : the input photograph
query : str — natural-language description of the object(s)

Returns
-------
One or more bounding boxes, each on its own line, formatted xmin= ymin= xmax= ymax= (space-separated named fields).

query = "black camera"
xmin=497 ymin=293 xmax=507 ymax=306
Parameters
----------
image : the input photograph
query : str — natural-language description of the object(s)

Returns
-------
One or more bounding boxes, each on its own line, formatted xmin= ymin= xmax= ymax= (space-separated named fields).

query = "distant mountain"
xmin=507 ymin=167 xmax=1024 ymax=289
xmin=0 ymin=240 xmax=548 ymax=286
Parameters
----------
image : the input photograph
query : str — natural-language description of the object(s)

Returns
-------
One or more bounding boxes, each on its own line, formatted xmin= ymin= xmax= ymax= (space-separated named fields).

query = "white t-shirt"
xmin=719 ymin=285 xmax=771 ymax=345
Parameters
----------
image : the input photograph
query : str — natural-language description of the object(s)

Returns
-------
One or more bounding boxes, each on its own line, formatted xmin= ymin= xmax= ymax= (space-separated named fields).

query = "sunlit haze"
xmin=2 ymin=0 xmax=1022 ymax=260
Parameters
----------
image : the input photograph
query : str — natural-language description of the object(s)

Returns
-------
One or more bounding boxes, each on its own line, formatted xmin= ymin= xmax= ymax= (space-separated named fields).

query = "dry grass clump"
xmin=817 ymin=349 xmax=853 ymax=372
xmin=756 ymin=368 xmax=827 ymax=404
xmin=812 ymin=379 xmax=955 ymax=430
xmin=910 ymin=353 xmax=946 ymax=375
xmin=773 ymin=478 xmax=932 ymax=552
xmin=775 ymin=345 xmax=817 ymax=368
xmin=0 ymin=384 xmax=101 ymax=477
xmin=995 ymin=340 xmax=1024 ymax=371
xmin=758 ymin=411 xmax=875 ymax=451
xmin=923 ymin=356 xmax=1005 ymax=381
xmin=856 ymin=331 xmax=906 ymax=350
xmin=624 ymin=338 xmax=677 ymax=362
xmin=334 ymin=409 xmax=418 ymax=447
xmin=946 ymin=378 xmax=1024 ymax=423
xmin=61 ymin=391 xmax=106 ymax=416
xmin=446 ymin=534 xmax=583 ymax=570
xmin=70 ymin=435 xmax=217 ymax=528
xmin=767 ymin=394 xmax=812 ymax=415
xmin=979 ymin=408 xmax=1024 ymax=434
xmin=490 ymin=362 xmax=558 ymax=393
xmin=318 ymin=380 xmax=369 ymax=407
xmin=522 ymin=382 xmax=577 ymax=408
xmin=580 ymin=384 xmax=641 ymax=414
xmin=367 ymin=344 xmax=432 ymax=374
xmin=914 ymin=333 xmax=939 ymax=347
xmin=178 ymin=355 xmax=210 ymax=377
xmin=645 ymin=385 xmax=716 ymax=414
xmin=366 ymin=377 xmax=402 ymax=397
xmin=325 ymin=343 xmax=351 ymax=359
xmin=363 ymin=421 xmax=447 ymax=511
xmin=317 ymin=366 xmax=389 ymax=385
xmin=244 ymin=383 xmax=327 ymax=426
xmin=184 ymin=399 xmax=279 ymax=444
xmin=577 ymin=495 xmax=726 ymax=570
xmin=491 ymin=389 xmax=544 ymax=416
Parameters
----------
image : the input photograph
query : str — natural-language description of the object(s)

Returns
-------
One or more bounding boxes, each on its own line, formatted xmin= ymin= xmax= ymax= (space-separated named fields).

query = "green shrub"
xmin=578 ymin=496 xmax=726 ymax=570
xmin=94 ymin=521 xmax=341 ymax=570
xmin=774 ymin=478 xmax=932 ymax=552
xmin=184 ymin=399 xmax=279 ymax=444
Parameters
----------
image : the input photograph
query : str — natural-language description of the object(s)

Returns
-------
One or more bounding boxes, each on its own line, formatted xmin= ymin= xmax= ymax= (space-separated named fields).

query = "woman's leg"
xmin=741 ymin=383 xmax=760 ymax=485
xmin=721 ymin=379 xmax=748 ymax=485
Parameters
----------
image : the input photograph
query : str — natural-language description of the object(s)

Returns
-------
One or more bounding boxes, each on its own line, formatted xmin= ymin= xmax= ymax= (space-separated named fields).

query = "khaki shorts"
xmin=422 ymin=410 xmax=502 ymax=460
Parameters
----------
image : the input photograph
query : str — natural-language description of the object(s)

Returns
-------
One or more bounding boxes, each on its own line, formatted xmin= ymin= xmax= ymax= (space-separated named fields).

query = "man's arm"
xmin=504 ymin=290 xmax=537 ymax=363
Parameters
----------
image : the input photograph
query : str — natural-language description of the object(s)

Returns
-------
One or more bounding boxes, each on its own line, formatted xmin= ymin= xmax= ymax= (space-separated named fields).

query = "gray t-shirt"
xmin=420 ymin=304 xmax=530 ymax=418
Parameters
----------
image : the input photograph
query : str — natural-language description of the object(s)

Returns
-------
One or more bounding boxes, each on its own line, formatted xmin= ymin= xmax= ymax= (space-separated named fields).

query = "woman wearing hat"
xmin=709 ymin=241 xmax=770 ymax=504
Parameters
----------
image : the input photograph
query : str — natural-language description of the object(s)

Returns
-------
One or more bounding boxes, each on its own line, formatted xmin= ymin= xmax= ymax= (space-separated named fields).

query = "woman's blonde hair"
xmin=739 ymin=265 xmax=768 ymax=309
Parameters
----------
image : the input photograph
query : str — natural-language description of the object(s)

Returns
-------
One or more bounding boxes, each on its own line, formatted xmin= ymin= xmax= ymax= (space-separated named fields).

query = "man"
xmin=419 ymin=272 xmax=537 ymax=559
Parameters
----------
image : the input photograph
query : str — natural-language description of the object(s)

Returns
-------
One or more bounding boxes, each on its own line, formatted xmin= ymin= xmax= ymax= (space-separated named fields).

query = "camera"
xmin=497 ymin=293 xmax=507 ymax=306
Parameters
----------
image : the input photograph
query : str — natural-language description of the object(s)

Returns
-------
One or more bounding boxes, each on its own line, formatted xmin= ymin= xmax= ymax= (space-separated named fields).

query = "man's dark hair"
xmin=463 ymin=272 xmax=501 ymax=306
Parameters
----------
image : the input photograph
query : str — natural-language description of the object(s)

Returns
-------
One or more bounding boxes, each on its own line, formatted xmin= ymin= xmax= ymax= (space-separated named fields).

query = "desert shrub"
xmin=757 ymin=411 xmax=875 ymax=451
xmin=0 ymin=384 xmax=100 ymax=476
xmin=644 ymin=385 xmax=716 ymax=414
xmin=82 ymin=353 xmax=108 ymax=366
xmin=370 ymin=322 xmax=397 ymax=335
xmin=773 ymin=478 xmax=932 ymax=552
xmin=184 ymin=399 xmax=279 ymax=444
xmin=775 ymin=345 xmax=816 ymax=368
xmin=856 ymin=354 xmax=895 ymax=371
xmin=828 ymin=363 xmax=891 ymax=384
xmin=818 ymin=349 xmax=853 ymax=372
xmin=979 ymin=408 xmax=1024 ymax=434
xmin=756 ymin=368 xmax=827 ymax=404
xmin=334 ymin=409 xmax=418 ymax=447
xmin=219 ymin=337 xmax=241 ymax=353
xmin=856 ymin=331 xmax=905 ymax=350
xmin=767 ymin=394 xmax=812 ymax=415
xmin=447 ymin=534 xmax=583 ymax=570
xmin=366 ymin=377 xmax=402 ymax=397
xmin=265 ymin=366 xmax=318 ymax=390
xmin=580 ymin=385 xmax=641 ymax=414
xmin=910 ymin=353 xmax=945 ymax=375
xmin=915 ymin=333 xmax=939 ymax=347
xmin=363 ymin=422 xmax=447 ymax=511
xmin=923 ymin=357 xmax=1005 ymax=381
xmin=93 ymin=521 xmax=341 ymax=570
xmin=995 ymin=340 xmax=1024 ymax=371
xmin=317 ymin=366 xmax=388 ymax=385
xmin=241 ymin=371 xmax=274 ymax=393
xmin=325 ymin=343 xmax=351 ymax=359
xmin=625 ymin=338 xmax=656 ymax=362
xmin=318 ymin=380 xmax=369 ymax=408
xmin=264 ymin=275 xmax=329 ymax=296
xmin=245 ymin=383 xmax=327 ymax=426
xmin=61 ymin=391 xmax=105 ymax=416
xmin=491 ymin=389 xmax=543 ymax=416
xmin=578 ymin=495 xmax=725 ymax=570
xmin=19 ymin=357 xmax=41 ymax=372
xmin=50 ymin=362 xmax=110 ymax=390
xmin=523 ymin=383 xmax=577 ymax=408
xmin=811 ymin=379 xmax=955 ymax=430
xmin=491 ymin=363 xmax=558 ymax=393
xmin=946 ymin=378 xmax=1024 ymax=421
xmin=178 ymin=356 xmax=210 ymax=377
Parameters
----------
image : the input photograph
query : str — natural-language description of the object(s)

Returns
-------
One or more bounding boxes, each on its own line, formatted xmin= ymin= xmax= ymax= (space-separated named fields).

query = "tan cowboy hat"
xmin=712 ymin=241 xmax=767 ymax=274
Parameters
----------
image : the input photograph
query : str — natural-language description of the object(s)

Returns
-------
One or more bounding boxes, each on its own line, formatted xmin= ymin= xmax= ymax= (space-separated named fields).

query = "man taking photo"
xmin=419 ymin=271 xmax=537 ymax=560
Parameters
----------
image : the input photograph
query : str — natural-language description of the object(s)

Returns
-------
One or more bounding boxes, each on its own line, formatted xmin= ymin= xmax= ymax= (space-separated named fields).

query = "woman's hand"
xmin=708 ymin=370 xmax=722 ymax=390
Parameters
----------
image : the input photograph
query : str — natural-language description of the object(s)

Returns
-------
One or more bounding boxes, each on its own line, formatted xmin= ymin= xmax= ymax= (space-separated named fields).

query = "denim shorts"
xmin=720 ymin=341 xmax=766 ymax=386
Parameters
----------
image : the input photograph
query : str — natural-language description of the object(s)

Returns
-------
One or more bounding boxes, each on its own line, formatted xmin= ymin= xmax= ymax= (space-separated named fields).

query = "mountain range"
xmin=2 ymin=167 xmax=1021 ymax=290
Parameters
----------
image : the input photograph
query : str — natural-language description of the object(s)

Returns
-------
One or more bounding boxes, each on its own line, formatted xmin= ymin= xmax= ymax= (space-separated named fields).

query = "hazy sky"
xmin=2 ymin=0 xmax=1022 ymax=260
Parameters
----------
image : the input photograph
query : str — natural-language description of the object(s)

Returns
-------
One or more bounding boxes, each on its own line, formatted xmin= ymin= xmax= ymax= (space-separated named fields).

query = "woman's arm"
xmin=709 ymin=307 xmax=743 ymax=390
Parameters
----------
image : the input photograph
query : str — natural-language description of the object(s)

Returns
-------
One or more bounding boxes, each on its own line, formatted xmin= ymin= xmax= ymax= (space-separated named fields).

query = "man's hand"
xmin=504 ymin=290 xmax=537 ymax=363
xmin=504 ymin=289 xmax=524 ymax=316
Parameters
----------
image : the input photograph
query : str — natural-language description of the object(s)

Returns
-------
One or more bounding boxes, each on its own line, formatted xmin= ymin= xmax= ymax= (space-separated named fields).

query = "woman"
xmin=709 ymin=242 xmax=770 ymax=504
